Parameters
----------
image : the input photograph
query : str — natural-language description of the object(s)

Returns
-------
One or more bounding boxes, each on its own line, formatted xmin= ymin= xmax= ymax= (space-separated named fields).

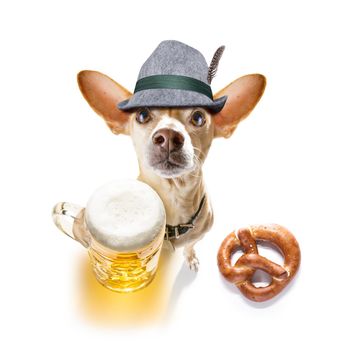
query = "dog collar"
xmin=165 ymin=196 xmax=206 ymax=240
xmin=134 ymin=75 xmax=214 ymax=100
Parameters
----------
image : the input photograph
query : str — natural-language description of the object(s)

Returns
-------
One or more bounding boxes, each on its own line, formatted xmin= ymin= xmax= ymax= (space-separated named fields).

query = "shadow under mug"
xmin=52 ymin=202 xmax=165 ymax=293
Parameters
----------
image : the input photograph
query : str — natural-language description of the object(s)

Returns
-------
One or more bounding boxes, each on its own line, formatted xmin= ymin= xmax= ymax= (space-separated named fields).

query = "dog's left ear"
xmin=213 ymin=74 xmax=266 ymax=138
xmin=77 ymin=70 xmax=132 ymax=135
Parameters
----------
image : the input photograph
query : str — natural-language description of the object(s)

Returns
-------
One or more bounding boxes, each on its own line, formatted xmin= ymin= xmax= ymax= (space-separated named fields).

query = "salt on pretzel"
xmin=217 ymin=224 xmax=301 ymax=302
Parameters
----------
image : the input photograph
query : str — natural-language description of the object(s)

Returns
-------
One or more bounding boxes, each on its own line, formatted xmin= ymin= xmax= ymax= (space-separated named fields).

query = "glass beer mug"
xmin=52 ymin=180 xmax=166 ymax=293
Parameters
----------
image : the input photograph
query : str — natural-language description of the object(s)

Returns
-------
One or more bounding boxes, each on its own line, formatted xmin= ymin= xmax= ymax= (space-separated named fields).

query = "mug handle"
xmin=52 ymin=202 xmax=90 ymax=248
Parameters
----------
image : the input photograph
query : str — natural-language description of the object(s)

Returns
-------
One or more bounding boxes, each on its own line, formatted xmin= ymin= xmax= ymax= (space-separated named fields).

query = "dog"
xmin=77 ymin=41 xmax=266 ymax=271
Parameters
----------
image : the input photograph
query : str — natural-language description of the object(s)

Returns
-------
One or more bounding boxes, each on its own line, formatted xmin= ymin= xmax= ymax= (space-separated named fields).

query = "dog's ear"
xmin=213 ymin=74 xmax=266 ymax=138
xmin=77 ymin=70 xmax=132 ymax=135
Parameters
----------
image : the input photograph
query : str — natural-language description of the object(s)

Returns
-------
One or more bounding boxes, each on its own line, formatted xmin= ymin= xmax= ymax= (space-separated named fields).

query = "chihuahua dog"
xmin=77 ymin=65 xmax=265 ymax=271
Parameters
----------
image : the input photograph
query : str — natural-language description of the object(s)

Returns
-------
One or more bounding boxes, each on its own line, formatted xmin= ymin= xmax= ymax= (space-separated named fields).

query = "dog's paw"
xmin=186 ymin=254 xmax=200 ymax=272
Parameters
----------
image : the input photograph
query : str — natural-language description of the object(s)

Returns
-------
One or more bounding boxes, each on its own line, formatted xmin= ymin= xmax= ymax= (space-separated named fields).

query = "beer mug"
xmin=52 ymin=180 xmax=166 ymax=293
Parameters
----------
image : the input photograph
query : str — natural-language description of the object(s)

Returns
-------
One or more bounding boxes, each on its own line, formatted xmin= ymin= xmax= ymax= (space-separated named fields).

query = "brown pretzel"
xmin=217 ymin=224 xmax=301 ymax=302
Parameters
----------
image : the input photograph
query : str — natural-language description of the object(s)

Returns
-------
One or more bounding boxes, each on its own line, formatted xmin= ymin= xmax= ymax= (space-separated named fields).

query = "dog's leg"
xmin=184 ymin=241 xmax=200 ymax=272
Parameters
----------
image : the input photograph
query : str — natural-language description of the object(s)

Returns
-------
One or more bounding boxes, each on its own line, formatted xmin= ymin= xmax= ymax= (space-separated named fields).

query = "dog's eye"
xmin=136 ymin=109 xmax=152 ymax=124
xmin=190 ymin=111 xmax=206 ymax=127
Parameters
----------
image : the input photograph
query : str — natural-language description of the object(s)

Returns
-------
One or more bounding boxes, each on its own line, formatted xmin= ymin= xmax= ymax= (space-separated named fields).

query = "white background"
xmin=1 ymin=0 xmax=349 ymax=349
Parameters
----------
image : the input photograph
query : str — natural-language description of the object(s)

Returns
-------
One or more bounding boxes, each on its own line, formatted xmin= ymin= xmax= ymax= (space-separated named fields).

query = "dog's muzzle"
xmin=147 ymin=127 xmax=193 ymax=177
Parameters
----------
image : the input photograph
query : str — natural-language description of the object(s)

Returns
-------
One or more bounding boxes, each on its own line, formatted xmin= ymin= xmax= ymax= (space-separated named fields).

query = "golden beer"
xmin=87 ymin=232 xmax=164 ymax=292
xmin=53 ymin=180 xmax=166 ymax=293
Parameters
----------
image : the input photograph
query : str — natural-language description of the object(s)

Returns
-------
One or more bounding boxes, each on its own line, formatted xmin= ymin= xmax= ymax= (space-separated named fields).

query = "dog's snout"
xmin=152 ymin=128 xmax=184 ymax=152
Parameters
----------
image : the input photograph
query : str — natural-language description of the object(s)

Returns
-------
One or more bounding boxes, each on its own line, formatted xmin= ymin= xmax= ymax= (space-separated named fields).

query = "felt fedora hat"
xmin=118 ymin=40 xmax=227 ymax=113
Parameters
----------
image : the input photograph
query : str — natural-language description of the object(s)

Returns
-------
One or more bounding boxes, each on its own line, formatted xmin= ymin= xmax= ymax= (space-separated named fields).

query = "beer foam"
xmin=85 ymin=180 xmax=165 ymax=251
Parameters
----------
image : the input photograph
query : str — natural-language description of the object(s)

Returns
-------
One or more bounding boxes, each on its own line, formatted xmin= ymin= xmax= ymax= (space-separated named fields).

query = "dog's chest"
xmin=142 ymin=178 xmax=197 ymax=226
xmin=156 ymin=183 xmax=195 ymax=225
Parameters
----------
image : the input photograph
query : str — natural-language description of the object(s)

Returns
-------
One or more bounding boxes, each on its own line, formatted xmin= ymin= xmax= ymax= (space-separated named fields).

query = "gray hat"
xmin=118 ymin=40 xmax=227 ymax=113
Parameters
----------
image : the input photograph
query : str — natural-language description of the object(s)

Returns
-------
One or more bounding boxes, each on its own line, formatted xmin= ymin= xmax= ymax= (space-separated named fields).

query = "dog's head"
xmin=78 ymin=71 xmax=265 ymax=178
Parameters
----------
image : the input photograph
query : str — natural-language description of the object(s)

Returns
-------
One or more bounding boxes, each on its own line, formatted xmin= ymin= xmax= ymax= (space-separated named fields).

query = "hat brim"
xmin=118 ymin=89 xmax=227 ymax=113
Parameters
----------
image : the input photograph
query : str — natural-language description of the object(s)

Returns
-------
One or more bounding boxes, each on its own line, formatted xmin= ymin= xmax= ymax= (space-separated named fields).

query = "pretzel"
xmin=217 ymin=224 xmax=301 ymax=302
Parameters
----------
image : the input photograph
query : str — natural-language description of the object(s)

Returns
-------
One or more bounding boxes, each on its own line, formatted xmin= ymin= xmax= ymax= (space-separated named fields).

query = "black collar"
xmin=165 ymin=196 xmax=206 ymax=240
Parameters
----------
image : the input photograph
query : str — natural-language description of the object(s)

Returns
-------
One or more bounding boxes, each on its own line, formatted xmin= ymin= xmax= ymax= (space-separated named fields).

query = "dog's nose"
xmin=152 ymin=128 xmax=185 ymax=152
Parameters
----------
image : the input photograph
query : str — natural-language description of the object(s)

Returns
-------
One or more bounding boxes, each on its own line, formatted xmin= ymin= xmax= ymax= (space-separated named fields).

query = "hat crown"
xmin=138 ymin=40 xmax=209 ymax=83
xmin=118 ymin=40 xmax=227 ymax=112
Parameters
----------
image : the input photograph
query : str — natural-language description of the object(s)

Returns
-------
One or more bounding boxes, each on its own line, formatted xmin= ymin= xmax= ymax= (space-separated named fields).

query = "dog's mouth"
xmin=147 ymin=151 xmax=193 ymax=178
xmin=155 ymin=159 xmax=183 ymax=170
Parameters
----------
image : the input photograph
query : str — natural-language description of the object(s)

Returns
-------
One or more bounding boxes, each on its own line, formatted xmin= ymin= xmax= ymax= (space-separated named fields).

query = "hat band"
xmin=134 ymin=75 xmax=213 ymax=100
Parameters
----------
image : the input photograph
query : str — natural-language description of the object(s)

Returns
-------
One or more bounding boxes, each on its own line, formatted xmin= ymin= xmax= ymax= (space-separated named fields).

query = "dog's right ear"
xmin=77 ymin=70 xmax=132 ymax=135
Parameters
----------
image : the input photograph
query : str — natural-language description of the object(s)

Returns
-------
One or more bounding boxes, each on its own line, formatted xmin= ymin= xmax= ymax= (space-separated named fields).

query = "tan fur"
xmin=77 ymin=71 xmax=266 ymax=271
